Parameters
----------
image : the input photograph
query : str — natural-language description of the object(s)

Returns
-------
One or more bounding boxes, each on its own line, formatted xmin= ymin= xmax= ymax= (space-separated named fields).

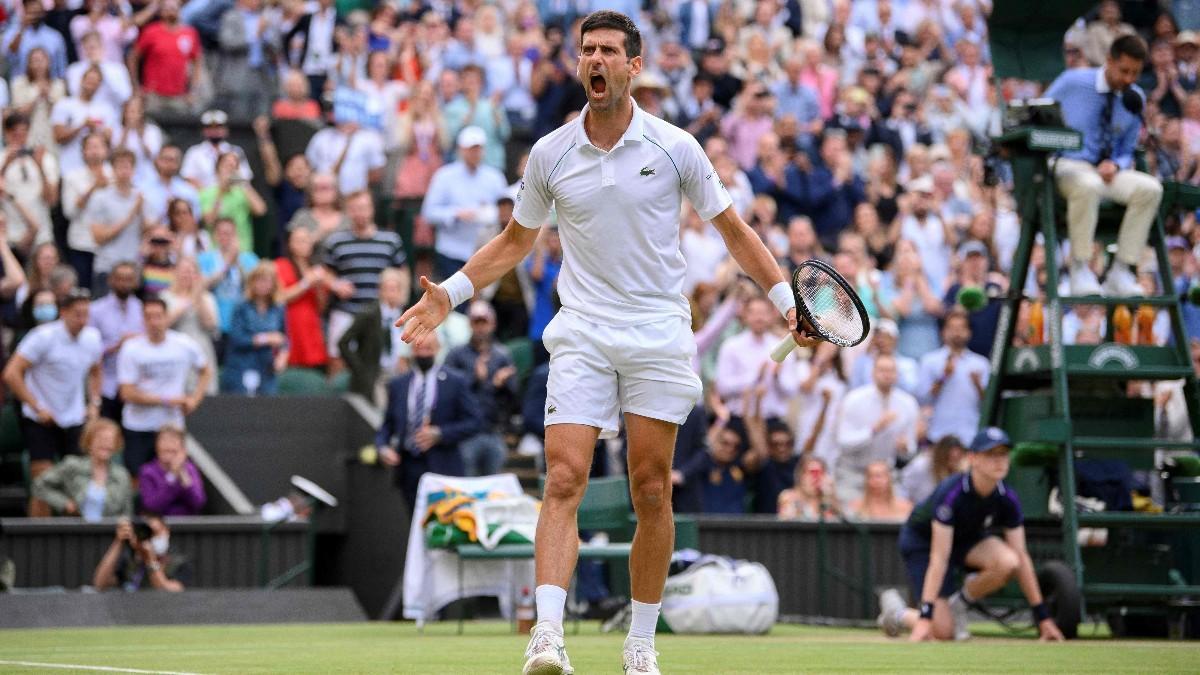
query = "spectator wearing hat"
xmin=131 ymin=0 xmax=204 ymax=116
xmin=631 ymin=72 xmax=673 ymax=123
xmin=3 ymin=0 xmax=69 ymax=80
xmin=944 ymin=240 xmax=1004 ymax=357
xmin=421 ymin=126 xmax=509 ymax=285
xmin=51 ymin=65 xmax=118 ymax=178
xmin=897 ymin=174 xmax=951 ymax=293
xmin=180 ymin=110 xmax=253 ymax=191
xmin=849 ymin=318 xmax=918 ymax=394
xmin=305 ymin=103 xmax=386 ymax=196
xmin=444 ymin=300 xmax=518 ymax=477
xmin=918 ymin=308 xmax=988 ymax=447
xmin=1174 ymin=31 xmax=1200 ymax=91
xmin=4 ymin=288 xmax=102 ymax=481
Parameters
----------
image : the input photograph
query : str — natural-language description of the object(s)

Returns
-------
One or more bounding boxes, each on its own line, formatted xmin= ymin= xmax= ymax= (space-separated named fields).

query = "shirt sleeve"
xmin=116 ymin=341 xmax=138 ymax=386
xmin=15 ymin=327 xmax=46 ymax=364
xmin=511 ymin=142 xmax=554 ymax=229
xmin=678 ymin=134 xmax=733 ymax=221
xmin=1001 ymin=487 xmax=1025 ymax=529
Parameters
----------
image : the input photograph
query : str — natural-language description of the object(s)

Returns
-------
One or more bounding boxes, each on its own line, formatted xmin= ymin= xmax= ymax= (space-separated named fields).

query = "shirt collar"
xmin=573 ymin=98 xmax=646 ymax=151
xmin=1095 ymin=67 xmax=1111 ymax=94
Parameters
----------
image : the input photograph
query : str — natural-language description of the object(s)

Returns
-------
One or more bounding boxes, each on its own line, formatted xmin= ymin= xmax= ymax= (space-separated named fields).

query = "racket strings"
xmin=795 ymin=266 xmax=866 ymax=345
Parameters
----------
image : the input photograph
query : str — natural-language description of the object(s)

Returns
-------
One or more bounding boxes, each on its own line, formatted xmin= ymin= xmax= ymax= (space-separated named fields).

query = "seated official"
xmin=1047 ymin=34 xmax=1162 ymax=297
xmin=877 ymin=428 xmax=1065 ymax=642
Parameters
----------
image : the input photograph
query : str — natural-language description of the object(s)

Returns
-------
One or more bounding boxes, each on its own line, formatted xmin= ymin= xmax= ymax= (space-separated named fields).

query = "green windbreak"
xmin=988 ymin=1 xmax=1097 ymax=82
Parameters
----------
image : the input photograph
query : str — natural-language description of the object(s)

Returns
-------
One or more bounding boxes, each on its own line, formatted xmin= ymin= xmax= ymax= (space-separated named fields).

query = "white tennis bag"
xmin=659 ymin=555 xmax=779 ymax=634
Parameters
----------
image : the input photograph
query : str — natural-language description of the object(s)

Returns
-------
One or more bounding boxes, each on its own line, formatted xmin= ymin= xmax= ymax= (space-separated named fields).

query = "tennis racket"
xmin=769 ymin=259 xmax=871 ymax=362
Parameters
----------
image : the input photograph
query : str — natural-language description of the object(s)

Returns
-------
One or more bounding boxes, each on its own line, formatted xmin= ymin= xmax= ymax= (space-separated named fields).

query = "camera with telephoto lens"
xmin=130 ymin=519 xmax=153 ymax=547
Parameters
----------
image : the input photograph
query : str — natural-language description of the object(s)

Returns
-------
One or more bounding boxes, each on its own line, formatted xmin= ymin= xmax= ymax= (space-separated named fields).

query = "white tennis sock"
xmin=535 ymin=584 xmax=567 ymax=632
xmin=627 ymin=599 xmax=661 ymax=641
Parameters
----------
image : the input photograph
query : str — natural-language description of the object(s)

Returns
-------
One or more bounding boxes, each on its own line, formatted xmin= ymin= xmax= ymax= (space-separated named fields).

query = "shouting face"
xmin=577 ymin=28 xmax=641 ymax=113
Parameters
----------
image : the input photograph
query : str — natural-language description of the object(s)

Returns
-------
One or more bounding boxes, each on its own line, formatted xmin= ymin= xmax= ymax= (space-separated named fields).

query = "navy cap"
xmin=969 ymin=427 xmax=1011 ymax=453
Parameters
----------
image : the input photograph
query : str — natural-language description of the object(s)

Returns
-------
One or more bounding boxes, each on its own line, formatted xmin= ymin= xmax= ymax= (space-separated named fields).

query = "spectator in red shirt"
xmin=130 ymin=0 xmax=204 ymax=117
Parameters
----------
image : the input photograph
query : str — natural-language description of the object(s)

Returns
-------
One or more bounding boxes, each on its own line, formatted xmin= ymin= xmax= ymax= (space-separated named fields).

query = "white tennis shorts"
xmin=542 ymin=310 xmax=702 ymax=439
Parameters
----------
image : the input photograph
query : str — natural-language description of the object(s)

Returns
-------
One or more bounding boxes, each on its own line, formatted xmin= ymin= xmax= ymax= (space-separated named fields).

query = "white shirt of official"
xmin=116 ymin=330 xmax=207 ymax=432
xmin=512 ymin=100 xmax=732 ymax=326
xmin=14 ymin=320 xmax=102 ymax=427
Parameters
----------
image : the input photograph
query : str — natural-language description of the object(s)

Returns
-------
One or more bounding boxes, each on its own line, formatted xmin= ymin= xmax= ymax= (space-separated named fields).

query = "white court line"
xmin=0 ymin=660 xmax=205 ymax=674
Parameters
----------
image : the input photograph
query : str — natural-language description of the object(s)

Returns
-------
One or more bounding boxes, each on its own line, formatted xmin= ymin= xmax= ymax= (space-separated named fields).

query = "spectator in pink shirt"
xmin=720 ymin=82 xmax=776 ymax=171
xmin=137 ymin=425 xmax=206 ymax=516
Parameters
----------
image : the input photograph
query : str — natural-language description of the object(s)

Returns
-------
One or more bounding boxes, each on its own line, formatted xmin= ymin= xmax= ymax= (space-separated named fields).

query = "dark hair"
xmin=944 ymin=306 xmax=971 ymax=328
xmin=1110 ymin=34 xmax=1148 ymax=62
xmin=3 ymin=112 xmax=29 ymax=132
xmin=61 ymin=287 xmax=92 ymax=309
xmin=579 ymin=10 xmax=642 ymax=58
xmin=111 ymin=260 xmax=140 ymax=276
xmin=143 ymin=296 xmax=168 ymax=313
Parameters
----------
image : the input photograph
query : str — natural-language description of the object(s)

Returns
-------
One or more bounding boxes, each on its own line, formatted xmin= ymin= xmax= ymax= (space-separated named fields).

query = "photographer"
xmin=92 ymin=511 xmax=186 ymax=592
xmin=1046 ymin=35 xmax=1163 ymax=297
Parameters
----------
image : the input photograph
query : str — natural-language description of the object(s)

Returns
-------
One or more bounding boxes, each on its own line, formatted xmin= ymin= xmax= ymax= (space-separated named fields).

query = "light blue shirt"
xmin=137 ymin=174 xmax=201 ymax=225
xmin=420 ymin=160 xmax=509 ymax=262
xmin=3 ymin=24 xmax=68 ymax=79
xmin=772 ymin=81 xmax=821 ymax=125
xmin=1045 ymin=67 xmax=1143 ymax=170
xmin=849 ymin=351 xmax=919 ymax=395
xmin=240 ymin=10 xmax=264 ymax=68
xmin=917 ymin=346 xmax=990 ymax=445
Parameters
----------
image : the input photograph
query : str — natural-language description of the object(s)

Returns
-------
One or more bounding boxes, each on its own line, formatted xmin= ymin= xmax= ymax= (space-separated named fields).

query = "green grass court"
xmin=0 ymin=622 xmax=1194 ymax=673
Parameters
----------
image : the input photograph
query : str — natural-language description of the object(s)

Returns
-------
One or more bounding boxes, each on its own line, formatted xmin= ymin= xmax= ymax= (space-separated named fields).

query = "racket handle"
xmin=770 ymin=334 xmax=798 ymax=363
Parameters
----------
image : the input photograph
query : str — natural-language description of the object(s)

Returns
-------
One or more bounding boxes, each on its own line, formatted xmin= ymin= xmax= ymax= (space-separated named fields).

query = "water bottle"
xmin=516 ymin=586 xmax=535 ymax=634
xmin=243 ymin=369 xmax=261 ymax=397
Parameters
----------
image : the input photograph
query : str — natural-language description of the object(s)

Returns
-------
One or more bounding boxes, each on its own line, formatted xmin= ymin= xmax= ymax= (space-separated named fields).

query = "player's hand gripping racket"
xmin=770 ymin=259 xmax=871 ymax=362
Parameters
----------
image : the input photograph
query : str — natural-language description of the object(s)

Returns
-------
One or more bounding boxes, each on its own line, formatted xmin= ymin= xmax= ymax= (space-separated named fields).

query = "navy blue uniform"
xmin=899 ymin=472 xmax=1024 ymax=599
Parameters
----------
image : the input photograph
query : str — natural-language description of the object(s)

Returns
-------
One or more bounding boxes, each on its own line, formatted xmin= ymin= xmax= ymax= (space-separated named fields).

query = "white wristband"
xmin=441 ymin=271 xmax=475 ymax=307
xmin=767 ymin=281 xmax=795 ymax=318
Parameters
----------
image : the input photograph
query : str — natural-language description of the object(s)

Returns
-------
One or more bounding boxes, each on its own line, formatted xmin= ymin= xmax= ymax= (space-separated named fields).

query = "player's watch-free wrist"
xmin=919 ymin=601 xmax=934 ymax=620
xmin=767 ymin=281 xmax=796 ymax=319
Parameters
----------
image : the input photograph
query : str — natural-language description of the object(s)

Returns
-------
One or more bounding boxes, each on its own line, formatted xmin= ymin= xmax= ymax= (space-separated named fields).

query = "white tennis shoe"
xmin=948 ymin=591 xmax=972 ymax=641
xmin=622 ymin=636 xmax=660 ymax=674
xmin=522 ymin=621 xmax=573 ymax=675
xmin=877 ymin=588 xmax=907 ymax=637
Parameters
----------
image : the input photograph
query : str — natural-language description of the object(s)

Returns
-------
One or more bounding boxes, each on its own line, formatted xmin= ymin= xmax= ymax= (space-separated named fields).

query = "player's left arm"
xmin=1003 ymin=526 xmax=1065 ymax=641
xmin=710 ymin=207 xmax=817 ymax=347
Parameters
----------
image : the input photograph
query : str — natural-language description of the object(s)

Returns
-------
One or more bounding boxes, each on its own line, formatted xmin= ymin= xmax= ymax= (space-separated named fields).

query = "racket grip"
xmin=770 ymin=334 xmax=798 ymax=363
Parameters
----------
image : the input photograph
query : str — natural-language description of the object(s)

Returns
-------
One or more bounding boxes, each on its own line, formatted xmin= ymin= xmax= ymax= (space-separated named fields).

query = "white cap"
xmin=457 ymin=126 xmax=487 ymax=148
xmin=874 ymin=318 xmax=899 ymax=337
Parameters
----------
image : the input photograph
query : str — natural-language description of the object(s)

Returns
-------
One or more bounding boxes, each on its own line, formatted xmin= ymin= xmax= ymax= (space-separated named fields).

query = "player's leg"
xmin=625 ymin=412 xmax=678 ymax=603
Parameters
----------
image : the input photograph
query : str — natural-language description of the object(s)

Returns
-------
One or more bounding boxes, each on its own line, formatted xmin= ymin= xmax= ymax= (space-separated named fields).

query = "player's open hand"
xmin=1037 ymin=619 xmax=1065 ymax=642
xmin=786 ymin=308 xmax=822 ymax=350
xmin=397 ymin=276 xmax=451 ymax=347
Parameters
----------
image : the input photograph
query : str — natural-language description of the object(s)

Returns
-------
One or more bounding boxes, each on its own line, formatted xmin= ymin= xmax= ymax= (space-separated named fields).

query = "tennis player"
xmin=878 ymin=427 xmax=1066 ymax=642
xmin=399 ymin=11 xmax=814 ymax=675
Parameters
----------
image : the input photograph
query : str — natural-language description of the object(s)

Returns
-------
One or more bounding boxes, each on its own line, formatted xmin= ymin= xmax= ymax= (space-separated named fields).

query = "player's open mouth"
xmin=590 ymin=74 xmax=607 ymax=95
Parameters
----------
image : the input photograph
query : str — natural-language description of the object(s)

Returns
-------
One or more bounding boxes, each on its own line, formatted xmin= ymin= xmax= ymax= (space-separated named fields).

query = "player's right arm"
xmin=911 ymin=521 xmax=953 ymax=642
xmin=397 ymin=220 xmax=540 ymax=345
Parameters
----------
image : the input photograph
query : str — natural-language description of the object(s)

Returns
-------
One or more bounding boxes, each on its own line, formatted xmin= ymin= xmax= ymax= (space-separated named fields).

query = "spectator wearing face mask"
xmin=376 ymin=331 xmax=481 ymax=507
xmin=5 ymin=289 xmax=102 ymax=481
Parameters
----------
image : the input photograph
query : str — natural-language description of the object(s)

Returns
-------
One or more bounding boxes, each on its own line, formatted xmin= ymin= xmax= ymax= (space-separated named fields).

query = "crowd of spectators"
xmin=4 ymin=0 xmax=1200 ymax=530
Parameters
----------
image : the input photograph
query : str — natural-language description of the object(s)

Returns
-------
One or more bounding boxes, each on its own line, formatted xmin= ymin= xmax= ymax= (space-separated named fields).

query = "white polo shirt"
xmin=14 ymin=321 xmax=103 ymax=427
xmin=513 ymin=100 xmax=732 ymax=326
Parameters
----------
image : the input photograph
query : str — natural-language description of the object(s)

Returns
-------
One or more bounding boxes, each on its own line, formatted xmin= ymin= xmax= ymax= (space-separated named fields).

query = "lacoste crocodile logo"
xmin=547 ymin=404 xmax=557 ymax=415
xmin=640 ymin=166 xmax=655 ymax=176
